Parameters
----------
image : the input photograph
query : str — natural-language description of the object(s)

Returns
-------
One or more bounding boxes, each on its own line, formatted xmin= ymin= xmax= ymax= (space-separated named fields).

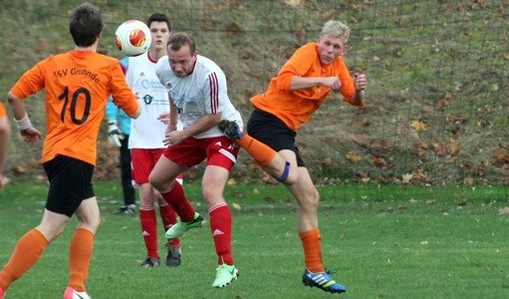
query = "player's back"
xmin=12 ymin=49 xmax=136 ymax=165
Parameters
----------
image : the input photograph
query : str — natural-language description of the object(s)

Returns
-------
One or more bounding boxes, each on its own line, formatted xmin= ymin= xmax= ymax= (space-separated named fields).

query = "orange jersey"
xmin=0 ymin=102 xmax=6 ymax=117
xmin=251 ymin=43 xmax=361 ymax=131
xmin=10 ymin=50 xmax=139 ymax=165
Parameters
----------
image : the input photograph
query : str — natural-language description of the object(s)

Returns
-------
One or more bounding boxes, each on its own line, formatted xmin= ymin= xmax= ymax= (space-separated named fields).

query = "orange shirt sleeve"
xmin=0 ymin=102 xmax=6 ymax=117
xmin=109 ymin=61 xmax=138 ymax=116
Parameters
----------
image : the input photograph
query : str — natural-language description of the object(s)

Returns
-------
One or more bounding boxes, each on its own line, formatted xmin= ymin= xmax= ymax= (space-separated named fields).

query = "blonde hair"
xmin=320 ymin=20 xmax=350 ymax=43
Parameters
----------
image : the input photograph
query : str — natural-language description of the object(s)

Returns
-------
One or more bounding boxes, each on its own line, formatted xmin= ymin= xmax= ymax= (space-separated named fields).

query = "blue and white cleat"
xmin=302 ymin=269 xmax=346 ymax=293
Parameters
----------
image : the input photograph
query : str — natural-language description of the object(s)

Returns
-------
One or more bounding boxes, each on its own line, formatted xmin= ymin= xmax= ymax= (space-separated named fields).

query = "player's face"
xmin=317 ymin=34 xmax=347 ymax=65
xmin=149 ymin=21 xmax=171 ymax=51
xmin=168 ymin=44 xmax=197 ymax=78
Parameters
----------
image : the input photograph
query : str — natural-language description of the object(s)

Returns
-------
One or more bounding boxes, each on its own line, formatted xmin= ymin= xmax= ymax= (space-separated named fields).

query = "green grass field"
xmin=1 ymin=181 xmax=509 ymax=298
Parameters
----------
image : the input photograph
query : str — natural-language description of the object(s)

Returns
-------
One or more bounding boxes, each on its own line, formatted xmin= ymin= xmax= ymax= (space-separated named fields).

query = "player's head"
xmin=317 ymin=20 xmax=349 ymax=64
xmin=320 ymin=20 xmax=350 ymax=43
xmin=167 ymin=32 xmax=198 ymax=78
xmin=147 ymin=13 xmax=171 ymax=51
xmin=147 ymin=13 xmax=171 ymax=30
xmin=69 ymin=3 xmax=103 ymax=47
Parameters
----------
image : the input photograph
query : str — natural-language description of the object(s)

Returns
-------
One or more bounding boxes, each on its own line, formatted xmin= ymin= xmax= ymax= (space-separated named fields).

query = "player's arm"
xmin=163 ymin=112 xmax=222 ymax=147
xmin=351 ymin=73 xmax=367 ymax=106
xmin=7 ymin=91 xmax=43 ymax=145
xmin=0 ymin=111 xmax=11 ymax=191
xmin=289 ymin=76 xmax=341 ymax=91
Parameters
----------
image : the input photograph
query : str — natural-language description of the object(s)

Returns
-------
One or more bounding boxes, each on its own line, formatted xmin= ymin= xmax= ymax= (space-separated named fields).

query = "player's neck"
xmin=75 ymin=41 xmax=98 ymax=52
xmin=149 ymin=48 xmax=166 ymax=61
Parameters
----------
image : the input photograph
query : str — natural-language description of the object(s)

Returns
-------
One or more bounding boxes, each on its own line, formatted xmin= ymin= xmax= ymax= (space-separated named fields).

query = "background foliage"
xmin=1 ymin=0 xmax=508 ymax=187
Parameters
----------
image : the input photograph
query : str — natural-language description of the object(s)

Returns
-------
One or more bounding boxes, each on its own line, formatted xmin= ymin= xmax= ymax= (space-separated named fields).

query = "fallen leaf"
xmin=402 ymin=173 xmax=414 ymax=183
xmin=346 ymin=151 xmax=362 ymax=163
xmin=411 ymin=120 xmax=428 ymax=131
xmin=498 ymin=207 xmax=509 ymax=214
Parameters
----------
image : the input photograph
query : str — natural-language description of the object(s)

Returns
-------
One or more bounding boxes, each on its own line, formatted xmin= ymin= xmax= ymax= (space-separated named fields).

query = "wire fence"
xmin=1 ymin=1 xmax=508 ymax=195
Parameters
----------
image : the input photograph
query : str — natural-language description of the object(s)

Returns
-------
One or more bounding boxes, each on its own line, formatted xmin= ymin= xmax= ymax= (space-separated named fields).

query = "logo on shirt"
xmin=143 ymin=94 xmax=154 ymax=105
xmin=139 ymin=72 xmax=146 ymax=77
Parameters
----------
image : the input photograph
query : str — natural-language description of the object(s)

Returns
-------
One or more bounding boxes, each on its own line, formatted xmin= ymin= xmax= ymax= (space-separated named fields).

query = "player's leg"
xmin=69 ymin=196 xmax=100 ymax=295
xmin=202 ymin=136 xmax=239 ymax=288
xmin=150 ymin=143 xmax=205 ymax=239
xmin=219 ymin=110 xmax=298 ymax=184
xmin=152 ymin=149 xmax=182 ymax=266
xmin=132 ymin=149 xmax=162 ymax=267
xmin=57 ymin=157 xmax=97 ymax=297
xmin=0 ymin=209 xmax=66 ymax=294
xmin=287 ymin=168 xmax=346 ymax=293
xmin=118 ymin=135 xmax=135 ymax=214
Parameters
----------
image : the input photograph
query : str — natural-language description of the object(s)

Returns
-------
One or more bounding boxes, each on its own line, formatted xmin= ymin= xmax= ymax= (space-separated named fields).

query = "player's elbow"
xmin=129 ymin=109 xmax=141 ymax=119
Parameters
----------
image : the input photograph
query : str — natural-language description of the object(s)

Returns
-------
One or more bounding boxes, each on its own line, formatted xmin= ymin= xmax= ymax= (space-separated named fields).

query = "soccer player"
xmin=0 ymin=102 xmax=11 ymax=192
xmin=219 ymin=20 xmax=367 ymax=293
xmin=106 ymin=97 xmax=136 ymax=215
xmin=149 ymin=32 xmax=243 ymax=287
xmin=116 ymin=13 xmax=184 ymax=268
xmin=0 ymin=3 xmax=140 ymax=299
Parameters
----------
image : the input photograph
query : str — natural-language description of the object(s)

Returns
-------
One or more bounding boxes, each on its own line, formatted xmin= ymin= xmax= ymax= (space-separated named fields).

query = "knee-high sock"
xmin=0 ymin=229 xmax=49 ymax=291
xmin=236 ymin=135 xmax=277 ymax=168
xmin=299 ymin=228 xmax=325 ymax=273
xmin=160 ymin=181 xmax=195 ymax=222
xmin=159 ymin=202 xmax=180 ymax=247
xmin=68 ymin=228 xmax=94 ymax=292
xmin=209 ymin=203 xmax=234 ymax=265
xmin=140 ymin=208 xmax=159 ymax=259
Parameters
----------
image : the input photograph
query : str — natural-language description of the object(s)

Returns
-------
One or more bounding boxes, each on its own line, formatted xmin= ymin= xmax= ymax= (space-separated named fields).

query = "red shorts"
xmin=163 ymin=136 xmax=239 ymax=171
xmin=131 ymin=148 xmax=183 ymax=185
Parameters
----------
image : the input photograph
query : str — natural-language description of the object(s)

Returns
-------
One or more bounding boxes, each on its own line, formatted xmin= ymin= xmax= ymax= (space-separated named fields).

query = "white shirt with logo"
xmin=155 ymin=55 xmax=243 ymax=139
xmin=125 ymin=52 xmax=182 ymax=149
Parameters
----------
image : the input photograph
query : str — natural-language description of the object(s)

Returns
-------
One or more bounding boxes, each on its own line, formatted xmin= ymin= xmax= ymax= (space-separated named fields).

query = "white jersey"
xmin=125 ymin=52 xmax=182 ymax=149
xmin=155 ymin=55 xmax=243 ymax=139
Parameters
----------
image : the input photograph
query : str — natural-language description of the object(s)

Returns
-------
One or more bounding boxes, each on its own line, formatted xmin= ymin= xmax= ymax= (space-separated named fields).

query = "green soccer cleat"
xmin=165 ymin=212 xmax=205 ymax=240
xmin=212 ymin=264 xmax=239 ymax=288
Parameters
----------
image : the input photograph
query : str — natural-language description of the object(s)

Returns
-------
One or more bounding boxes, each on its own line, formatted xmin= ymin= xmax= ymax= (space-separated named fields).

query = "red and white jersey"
xmin=155 ymin=55 xmax=243 ymax=139
xmin=125 ymin=52 xmax=182 ymax=149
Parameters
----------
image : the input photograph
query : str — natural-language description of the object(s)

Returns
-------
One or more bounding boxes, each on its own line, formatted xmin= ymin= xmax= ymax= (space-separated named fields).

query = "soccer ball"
xmin=114 ymin=20 xmax=152 ymax=56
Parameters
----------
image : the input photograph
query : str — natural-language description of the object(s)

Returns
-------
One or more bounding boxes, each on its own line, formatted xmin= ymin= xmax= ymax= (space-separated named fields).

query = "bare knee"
xmin=149 ymin=172 xmax=165 ymax=191
xmin=298 ymin=189 xmax=320 ymax=211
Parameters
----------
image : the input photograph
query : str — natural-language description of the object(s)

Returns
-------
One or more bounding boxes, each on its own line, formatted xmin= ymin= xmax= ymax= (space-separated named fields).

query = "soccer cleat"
xmin=117 ymin=204 xmax=136 ymax=215
xmin=302 ymin=269 xmax=346 ymax=293
xmin=63 ymin=287 xmax=91 ymax=299
xmin=140 ymin=256 xmax=161 ymax=269
xmin=212 ymin=264 xmax=239 ymax=288
xmin=165 ymin=212 xmax=205 ymax=240
xmin=166 ymin=245 xmax=182 ymax=267
xmin=218 ymin=120 xmax=243 ymax=140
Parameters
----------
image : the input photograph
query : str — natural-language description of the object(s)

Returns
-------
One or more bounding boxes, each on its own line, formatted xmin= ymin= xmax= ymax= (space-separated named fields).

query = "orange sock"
xmin=237 ymin=134 xmax=277 ymax=167
xmin=299 ymin=228 xmax=325 ymax=273
xmin=0 ymin=229 xmax=49 ymax=291
xmin=68 ymin=228 xmax=94 ymax=292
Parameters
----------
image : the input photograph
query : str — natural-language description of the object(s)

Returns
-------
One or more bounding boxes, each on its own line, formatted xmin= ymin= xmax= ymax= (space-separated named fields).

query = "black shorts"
xmin=247 ymin=109 xmax=305 ymax=167
xmin=43 ymin=155 xmax=95 ymax=217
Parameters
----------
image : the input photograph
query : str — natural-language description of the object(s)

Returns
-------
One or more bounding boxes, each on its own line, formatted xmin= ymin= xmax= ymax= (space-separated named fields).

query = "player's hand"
xmin=354 ymin=73 xmax=367 ymax=91
xmin=322 ymin=77 xmax=342 ymax=92
xmin=108 ymin=122 xmax=124 ymax=147
xmin=163 ymin=130 xmax=185 ymax=147
xmin=20 ymin=127 xmax=43 ymax=146
xmin=158 ymin=112 xmax=171 ymax=125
